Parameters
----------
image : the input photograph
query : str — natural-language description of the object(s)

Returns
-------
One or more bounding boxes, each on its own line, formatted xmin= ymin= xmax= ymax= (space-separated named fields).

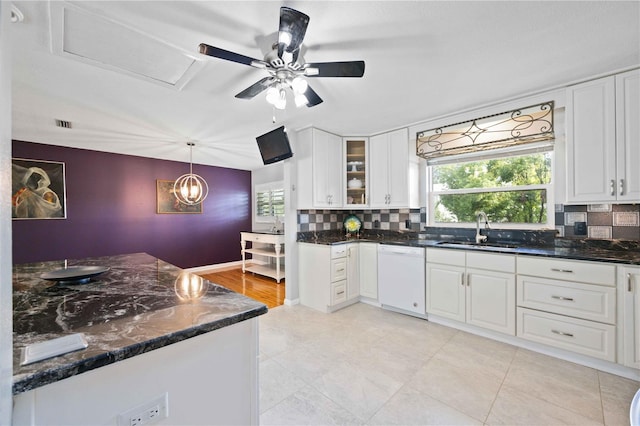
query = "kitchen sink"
xmin=435 ymin=241 xmax=519 ymax=251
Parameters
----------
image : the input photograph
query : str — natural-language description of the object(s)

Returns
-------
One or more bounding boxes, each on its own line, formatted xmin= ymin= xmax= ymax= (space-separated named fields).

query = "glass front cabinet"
xmin=344 ymin=138 xmax=368 ymax=207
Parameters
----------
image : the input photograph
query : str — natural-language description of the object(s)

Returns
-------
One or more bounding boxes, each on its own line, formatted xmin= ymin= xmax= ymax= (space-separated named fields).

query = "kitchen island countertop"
xmin=12 ymin=252 xmax=268 ymax=394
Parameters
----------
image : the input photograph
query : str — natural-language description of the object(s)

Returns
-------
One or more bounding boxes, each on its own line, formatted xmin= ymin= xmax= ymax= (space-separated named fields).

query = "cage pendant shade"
xmin=174 ymin=142 xmax=209 ymax=205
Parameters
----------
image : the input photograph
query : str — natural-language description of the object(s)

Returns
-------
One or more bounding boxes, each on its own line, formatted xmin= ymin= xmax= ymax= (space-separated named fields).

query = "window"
xmin=429 ymin=151 xmax=552 ymax=227
xmin=255 ymin=182 xmax=285 ymax=222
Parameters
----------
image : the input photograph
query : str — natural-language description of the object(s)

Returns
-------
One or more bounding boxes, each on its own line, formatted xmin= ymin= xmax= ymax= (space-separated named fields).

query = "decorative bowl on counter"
xmin=40 ymin=265 xmax=110 ymax=284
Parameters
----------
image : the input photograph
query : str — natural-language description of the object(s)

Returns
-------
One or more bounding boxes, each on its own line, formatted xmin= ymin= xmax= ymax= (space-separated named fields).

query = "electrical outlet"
xmin=118 ymin=393 xmax=169 ymax=426
xmin=574 ymin=221 xmax=587 ymax=236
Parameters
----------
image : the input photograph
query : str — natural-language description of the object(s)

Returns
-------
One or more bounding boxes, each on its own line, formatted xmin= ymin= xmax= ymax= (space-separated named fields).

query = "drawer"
xmin=517 ymin=307 xmax=616 ymax=362
xmin=331 ymin=244 xmax=348 ymax=259
xmin=517 ymin=256 xmax=615 ymax=286
xmin=331 ymin=258 xmax=347 ymax=282
xmin=426 ymin=248 xmax=465 ymax=266
xmin=331 ymin=281 xmax=347 ymax=305
xmin=467 ymin=252 xmax=515 ymax=273
xmin=517 ymin=276 xmax=616 ymax=324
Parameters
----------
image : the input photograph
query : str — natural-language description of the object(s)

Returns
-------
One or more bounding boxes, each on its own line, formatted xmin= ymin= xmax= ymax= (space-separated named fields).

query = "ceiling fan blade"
xmin=235 ymin=77 xmax=276 ymax=99
xmin=303 ymin=85 xmax=323 ymax=107
xmin=305 ymin=61 xmax=365 ymax=78
xmin=277 ymin=7 xmax=309 ymax=59
xmin=199 ymin=43 xmax=267 ymax=68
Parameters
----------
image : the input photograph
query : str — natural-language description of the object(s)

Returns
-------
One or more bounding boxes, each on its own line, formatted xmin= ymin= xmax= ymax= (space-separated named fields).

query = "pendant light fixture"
xmin=174 ymin=141 xmax=209 ymax=205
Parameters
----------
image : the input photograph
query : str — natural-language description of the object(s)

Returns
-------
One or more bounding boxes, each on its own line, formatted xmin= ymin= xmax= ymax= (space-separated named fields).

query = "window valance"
xmin=416 ymin=101 xmax=554 ymax=162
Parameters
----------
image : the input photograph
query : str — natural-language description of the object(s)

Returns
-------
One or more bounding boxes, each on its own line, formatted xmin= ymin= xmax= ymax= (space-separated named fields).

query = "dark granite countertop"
xmin=12 ymin=252 xmax=268 ymax=395
xmin=297 ymin=229 xmax=640 ymax=265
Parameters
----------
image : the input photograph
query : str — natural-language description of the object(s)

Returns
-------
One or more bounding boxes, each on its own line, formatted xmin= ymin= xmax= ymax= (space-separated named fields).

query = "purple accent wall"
xmin=12 ymin=141 xmax=252 ymax=268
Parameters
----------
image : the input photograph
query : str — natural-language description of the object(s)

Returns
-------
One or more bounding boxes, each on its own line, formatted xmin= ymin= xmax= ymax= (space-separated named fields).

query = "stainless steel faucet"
xmin=475 ymin=211 xmax=490 ymax=244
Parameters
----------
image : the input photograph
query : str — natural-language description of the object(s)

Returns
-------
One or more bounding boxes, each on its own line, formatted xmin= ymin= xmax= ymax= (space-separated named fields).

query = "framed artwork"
xmin=156 ymin=180 xmax=203 ymax=214
xmin=12 ymin=158 xmax=67 ymax=219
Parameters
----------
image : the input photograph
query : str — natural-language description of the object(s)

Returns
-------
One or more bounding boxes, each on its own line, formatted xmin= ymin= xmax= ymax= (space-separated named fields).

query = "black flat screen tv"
xmin=256 ymin=126 xmax=293 ymax=165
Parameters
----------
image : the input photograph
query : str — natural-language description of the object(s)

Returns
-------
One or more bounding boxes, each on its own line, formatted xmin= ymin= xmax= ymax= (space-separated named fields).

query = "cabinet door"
xmin=359 ymin=243 xmax=378 ymax=299
xmin=566 ymin=76 xmax=617 ymax=203
xmin=346 ymin=244 xmax=360 ymax=300
xmin=344 ymin=138 xmax=368 ymax=206
xmin=466 ymin=269 xmax=516 ymax=335
xmin=426 ymin=264 xmax=465 ymax=322
xmin=312 ymin=129 xmax=343 ymax=208
xmin=386 ymin=128 xmax=410 ymax=208
xmin=369 ymin=133 xmax=390 ymax=207
xmin=615 ymin=69 xmax=640 ymax=202
xmin=622 ymin=266 xmax=640 ymax=369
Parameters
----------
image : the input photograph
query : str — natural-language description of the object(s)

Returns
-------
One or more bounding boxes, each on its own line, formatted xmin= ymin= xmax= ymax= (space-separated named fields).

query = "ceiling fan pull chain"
xmin=272 ymin=106 xmax=276 ymax=124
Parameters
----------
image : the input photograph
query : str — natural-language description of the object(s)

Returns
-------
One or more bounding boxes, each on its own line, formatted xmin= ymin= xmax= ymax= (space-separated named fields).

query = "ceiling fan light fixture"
xmin=274 ymin=89 xmax=287 ymax=110
xmin=295 ymin=93 xmax=308 ymax=107
xmin=291 ymin=76 xmax=308 ymax=94
xmin=265 ymin=86 xmax=279 ymax=105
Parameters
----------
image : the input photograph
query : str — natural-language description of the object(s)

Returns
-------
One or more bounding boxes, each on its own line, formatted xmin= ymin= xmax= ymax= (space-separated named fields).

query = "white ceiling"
xmin=10 ymin=1 xmax=640 ymax=171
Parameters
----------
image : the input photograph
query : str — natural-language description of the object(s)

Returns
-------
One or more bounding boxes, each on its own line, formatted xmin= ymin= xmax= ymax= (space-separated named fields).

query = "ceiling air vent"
xmin=55 ymin=119 xmax=72 ymax=129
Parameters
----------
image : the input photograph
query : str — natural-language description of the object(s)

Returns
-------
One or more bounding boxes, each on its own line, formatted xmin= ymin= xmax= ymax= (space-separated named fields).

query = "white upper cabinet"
xmin=369 ymin=128 xmax=419 ymax=208
xmin=344 ymin=138 xmax=369 ymax=207
xmin=297 ymin=127 xmax=343 ymax=209
xmin=615 ymin=70 xmax=640 ymax=202
xmin=566 ymin=69 xmax=640 ymax=203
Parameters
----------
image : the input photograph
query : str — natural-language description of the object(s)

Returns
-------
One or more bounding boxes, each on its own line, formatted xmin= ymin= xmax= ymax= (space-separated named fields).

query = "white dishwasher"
xmin=377 ymin=244 xmax=426 ymax=315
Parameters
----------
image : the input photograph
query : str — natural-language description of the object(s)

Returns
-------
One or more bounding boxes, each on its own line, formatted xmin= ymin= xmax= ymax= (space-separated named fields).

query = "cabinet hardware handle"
xmin=610 ymin=179 xmax=615 ymax=196
xmin=551 ymin=295 xmax=574 ymax=301
xmin=337 ymin=268 xmax=345 ymax=272
xmin=466 ymin=273 xmax=470 ymax=287
xmin=551 ymin=268 xmax=573 ymax=273
xmin=413 ymin=302 xmax=418 ymax=307
xmin=337 ymin=291 xmax=345 ymax=295
xmin=620 ymin=179 xmax=625 ymax=196
xmin=461 ymin=274 xmax=465 ymax=286
xmin=628 ymin=273 xmax=633 ymax=292
xmin=551 ymin=329 xmax=574 ymax=338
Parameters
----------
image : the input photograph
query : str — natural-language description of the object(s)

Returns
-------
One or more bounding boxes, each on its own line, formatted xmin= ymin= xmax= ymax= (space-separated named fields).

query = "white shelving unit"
xmin=240 ymin=232 xmax=285 ymax=283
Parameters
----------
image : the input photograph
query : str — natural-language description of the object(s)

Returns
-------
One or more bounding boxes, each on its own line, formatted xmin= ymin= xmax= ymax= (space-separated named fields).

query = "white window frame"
xmin=427 ymin=149 xmax=555 ymax=229
xmin=254 ymin=181 xmax=285 ymax=223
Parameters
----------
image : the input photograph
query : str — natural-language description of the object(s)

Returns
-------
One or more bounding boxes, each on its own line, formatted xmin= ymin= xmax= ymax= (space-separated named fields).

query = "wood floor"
xmin=200 ymin=267 xmax=285 ymax=308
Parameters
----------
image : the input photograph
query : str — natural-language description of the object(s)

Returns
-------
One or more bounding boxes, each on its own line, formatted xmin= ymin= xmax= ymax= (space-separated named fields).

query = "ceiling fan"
xmin=199 ymin=7 xmax=365 ymax=109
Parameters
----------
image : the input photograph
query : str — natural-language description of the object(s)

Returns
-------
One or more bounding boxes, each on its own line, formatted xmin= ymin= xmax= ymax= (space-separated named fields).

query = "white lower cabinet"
xmin=620 ymin=266 xmax=640 ymax=369
xmin=299 ymin=243 xmax=359 ymax=313
xmin=426 ymin=248 xmax=516 ymax=335
xmin=516 ymin=256 xmax=617 ymax=362
xmin=358 ymin=242 xmax=378 ymax=300
xmin=517 ymin=308 xmax=616 ymax=362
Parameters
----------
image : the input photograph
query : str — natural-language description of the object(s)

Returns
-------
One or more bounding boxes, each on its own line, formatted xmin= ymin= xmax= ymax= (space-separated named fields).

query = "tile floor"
xmin=258 ymin=303 xmax=639 ymax=425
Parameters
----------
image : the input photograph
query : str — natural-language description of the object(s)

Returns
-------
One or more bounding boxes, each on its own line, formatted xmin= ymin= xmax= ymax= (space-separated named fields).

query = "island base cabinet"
xmin=13 ymin=319 xmax=259 ymax=426
xmin=517 ymin=307 xmax=616 ymax=362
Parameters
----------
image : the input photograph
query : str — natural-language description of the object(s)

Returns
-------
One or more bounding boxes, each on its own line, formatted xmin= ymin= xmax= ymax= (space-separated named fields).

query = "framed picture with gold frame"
xmin=156 ymin=179 xmax=203 ymax=214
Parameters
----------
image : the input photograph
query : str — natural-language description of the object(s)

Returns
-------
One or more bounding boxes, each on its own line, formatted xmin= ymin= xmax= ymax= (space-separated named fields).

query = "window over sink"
xmin=429 ymin=150 xmax=553 ymax=228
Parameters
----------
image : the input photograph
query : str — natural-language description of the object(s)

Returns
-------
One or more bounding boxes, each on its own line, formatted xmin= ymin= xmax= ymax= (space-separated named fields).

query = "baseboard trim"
xmin=284 ymin=298 xmax=299 ymax=306
xmin=185 ymin=260 xmax=249 ymax=274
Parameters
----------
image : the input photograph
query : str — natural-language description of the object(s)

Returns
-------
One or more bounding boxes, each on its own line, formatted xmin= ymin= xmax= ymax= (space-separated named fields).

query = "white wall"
xmin=0 ymin=2 xmax=12 ymax=424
